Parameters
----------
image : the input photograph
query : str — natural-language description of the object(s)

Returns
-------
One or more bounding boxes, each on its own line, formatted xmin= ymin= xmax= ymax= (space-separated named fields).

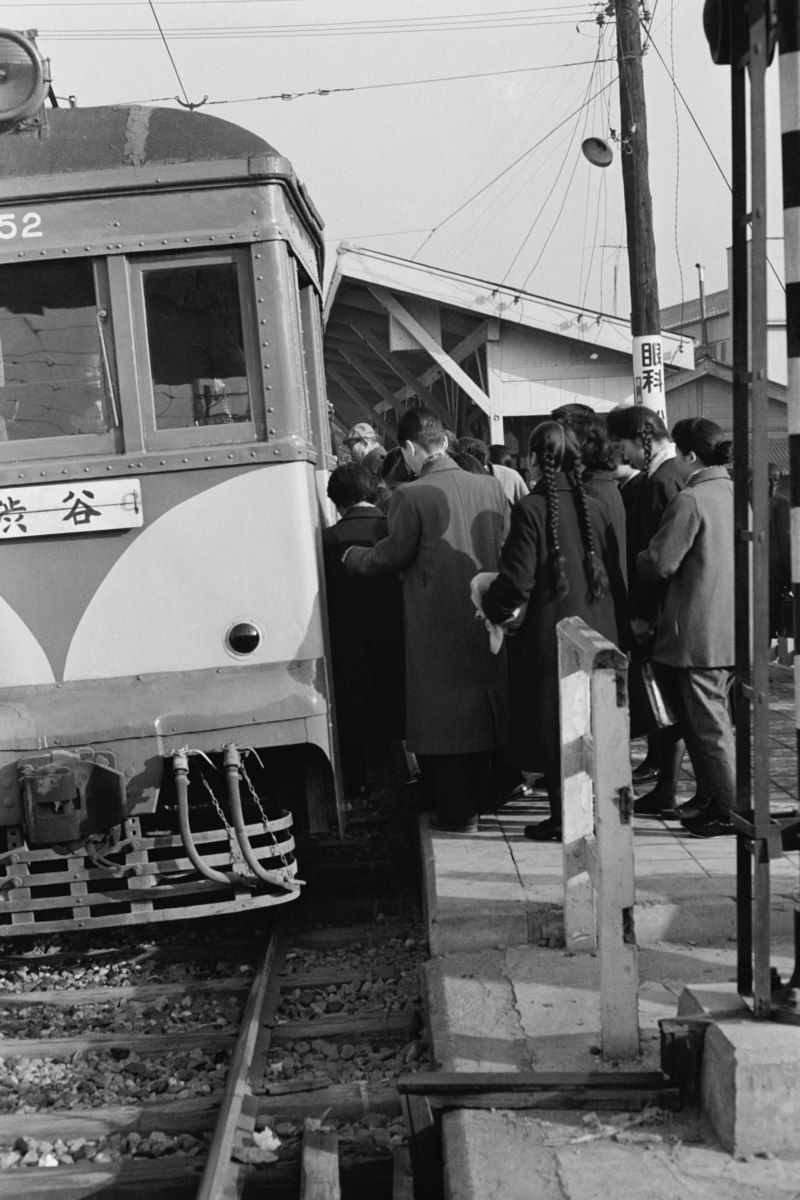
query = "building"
xmin=323 ymin=244 xmax=693 ymax=460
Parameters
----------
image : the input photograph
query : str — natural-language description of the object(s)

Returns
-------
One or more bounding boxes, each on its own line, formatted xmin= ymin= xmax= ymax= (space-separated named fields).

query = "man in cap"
xmin=343 ymin=422 xmax=391 ymax=509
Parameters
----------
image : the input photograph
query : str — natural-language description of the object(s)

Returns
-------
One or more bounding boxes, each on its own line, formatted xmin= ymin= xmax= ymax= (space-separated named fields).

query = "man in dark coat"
xmin=322 ymin=464 xmax=405 ymax=800
xmin=343 ymin=408 xmax=510 ymax=831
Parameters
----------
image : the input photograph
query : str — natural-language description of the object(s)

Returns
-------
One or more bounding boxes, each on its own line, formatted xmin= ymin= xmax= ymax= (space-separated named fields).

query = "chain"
xmin=239 ymin=757 xmax=293 ymax=882
xmin=197 ymin=769 xmax=246 ymax=867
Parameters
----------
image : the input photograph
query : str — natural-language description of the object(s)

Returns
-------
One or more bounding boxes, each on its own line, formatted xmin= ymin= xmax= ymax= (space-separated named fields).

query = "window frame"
xmin=128 ymin=248 xmax=264 ymax=452
xmin=0 ymin=256 xmax=123 ymax=463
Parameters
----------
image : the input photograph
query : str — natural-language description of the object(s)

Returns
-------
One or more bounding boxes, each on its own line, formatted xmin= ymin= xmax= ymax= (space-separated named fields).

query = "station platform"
xmin=418 ymin=665 xmax=800 ymax=1198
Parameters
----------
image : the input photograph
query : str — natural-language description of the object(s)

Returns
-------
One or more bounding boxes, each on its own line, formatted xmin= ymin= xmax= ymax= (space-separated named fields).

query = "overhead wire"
xmin=146 ymin=0 xmax=190 ymax=107
xmin=43 ymin=7 xmax=594 ymax=41
xmin=132 ymin=58 xmax=615 ymax=107
xmin=667 ymin=0 xmax=686 ymax=330
xmin=641 ymin=14 xmax=785 ymax=295
xmin=433 ymin=37 xmax=593 ymax=266
xmin=411 ymin=76 xmax=617 ymax=262
xmin=520 ymin=67 xmax=600 ymax=292
xmin=500 ymin=29 xmax=604 ymax=287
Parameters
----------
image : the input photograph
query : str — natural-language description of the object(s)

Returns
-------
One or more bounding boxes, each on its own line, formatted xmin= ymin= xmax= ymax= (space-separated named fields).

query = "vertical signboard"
xmin=632 ymin=334 xmax=665 ymax=419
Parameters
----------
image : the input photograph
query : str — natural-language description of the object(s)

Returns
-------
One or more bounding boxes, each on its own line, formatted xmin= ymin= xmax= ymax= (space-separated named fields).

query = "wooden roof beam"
xmin=334 ymin=348 xmax=405 ymax=413
xmin=325 ymin=366 xmax=396 ymax=443
xmin=396 ymin=319 xmax=492 ymax=402
xmin=368 ymin=287 xmax=491 ymax=415
xmin=350 ymin=326 xmax=451 ymax=425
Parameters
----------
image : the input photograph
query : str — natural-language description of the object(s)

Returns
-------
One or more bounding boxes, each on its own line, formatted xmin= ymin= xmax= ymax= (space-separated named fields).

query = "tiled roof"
xmin=660 ymin=289 xmax=729 ymax=330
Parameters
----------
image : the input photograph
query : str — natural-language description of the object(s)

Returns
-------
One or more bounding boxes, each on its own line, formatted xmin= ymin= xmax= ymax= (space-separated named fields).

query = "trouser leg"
xmin=416 ymin=752 xmax=491 ymax=824
xmin=666 ymin=667 xmax=737 ymax=813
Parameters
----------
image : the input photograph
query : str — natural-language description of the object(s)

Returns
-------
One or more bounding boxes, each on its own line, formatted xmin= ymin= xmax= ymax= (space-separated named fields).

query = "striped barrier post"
xmin=779 ymin=0 xmax=800 ymax=767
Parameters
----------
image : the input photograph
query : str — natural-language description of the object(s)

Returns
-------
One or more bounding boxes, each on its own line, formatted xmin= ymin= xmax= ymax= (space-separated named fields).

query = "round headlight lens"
xmin=226 ymin=622 xmax=261 ymax=655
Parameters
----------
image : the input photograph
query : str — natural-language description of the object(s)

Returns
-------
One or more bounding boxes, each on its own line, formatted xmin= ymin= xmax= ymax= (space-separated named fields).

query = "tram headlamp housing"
xmin=0 ymin=30 xmax=47 ymax=124
xmin=225 ymin=621 xmax=262 ymax=657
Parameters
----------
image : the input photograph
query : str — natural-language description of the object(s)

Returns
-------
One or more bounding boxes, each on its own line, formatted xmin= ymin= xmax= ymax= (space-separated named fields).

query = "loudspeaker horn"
xmin=581 ymin=137 xmax=613 ymax=168
xmin=0 ymin=30 xmax=46 ymax=124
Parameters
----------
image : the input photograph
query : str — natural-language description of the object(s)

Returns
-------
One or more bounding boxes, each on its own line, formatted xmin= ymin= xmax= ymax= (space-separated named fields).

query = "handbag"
xmin=628 ymin=657 xmax=678 ymax=736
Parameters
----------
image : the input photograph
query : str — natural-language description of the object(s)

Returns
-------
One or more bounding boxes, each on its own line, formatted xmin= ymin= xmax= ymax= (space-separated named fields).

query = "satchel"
xmin=629 ymin=657 xmax=677 ymax=736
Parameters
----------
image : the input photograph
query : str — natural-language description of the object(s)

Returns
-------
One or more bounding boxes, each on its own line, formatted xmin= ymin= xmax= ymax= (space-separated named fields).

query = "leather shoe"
xmin=523 ymin=817 xmax=562 ymax=841
xmin=428 ymin=813 xmax=479 ymax=834
xmin=488 ymin=783 xmax=534 ymax=811
xmin=670 ymin=796 xmax=710 ymax=822
xmin=632 ymin=761 xmax=659 ymax=782
xmin=680 ymin=811 xmax=734 ymax=838
xmin=634 ymin=788 xmax=677 ymax=818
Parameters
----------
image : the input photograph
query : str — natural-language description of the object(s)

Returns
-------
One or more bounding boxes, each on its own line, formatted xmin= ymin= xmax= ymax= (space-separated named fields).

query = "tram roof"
xmin=0 ymin=106 xmax=324 ymax=235
xmin=3 ymin=105 xmax=281 ymax=176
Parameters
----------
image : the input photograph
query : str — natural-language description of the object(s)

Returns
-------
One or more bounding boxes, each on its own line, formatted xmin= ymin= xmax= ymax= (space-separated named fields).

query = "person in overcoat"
xmin=606 ymin=404 xmax=688 ymax=814
xmin=637 ymin=418 xmax=736 ymax=837
xmin=322 ymin=464 xmax=405 ymax=799
xmin=343 ymin=407 xmax=510 ymax=831
xmin=481 ymin=421 xmax=628 ymax=841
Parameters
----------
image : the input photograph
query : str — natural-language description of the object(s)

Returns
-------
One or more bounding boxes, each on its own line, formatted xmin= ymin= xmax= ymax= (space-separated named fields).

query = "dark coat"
xmin=482 ymin=475 xmax=627 ymax=773
xmin=769 ymin=488 xmax=791 ymax=637
xmin=618 ymin=470 xmax=644 ymax=590
xmin=631 ymin=456 xmax=686 ymax=624
xmin=582 ymin=469 xmax=629 ymax=647
xmin=638 ymin=466 xmax=734 ymax=667
xmin=322 ymin=506 xmax=405 ymax=743
xmin=345 ymin=456 xmax=509 ymax=755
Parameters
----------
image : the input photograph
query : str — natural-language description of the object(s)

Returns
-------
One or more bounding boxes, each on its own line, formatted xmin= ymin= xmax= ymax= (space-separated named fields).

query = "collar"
xmin=341 ymin=503 xmax=383 ymax=519
xmin=421 ymin=455 xmax=460 ymax=475
xmin=647 ymin=441 xmax=676 ymax=477
xmin=686 ymin=465 xmax=731 ymax=487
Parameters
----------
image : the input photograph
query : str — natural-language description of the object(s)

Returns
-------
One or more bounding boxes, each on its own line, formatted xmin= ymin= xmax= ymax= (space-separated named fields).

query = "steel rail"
xmin=195 ymin=915 xmax=285 ymax=1200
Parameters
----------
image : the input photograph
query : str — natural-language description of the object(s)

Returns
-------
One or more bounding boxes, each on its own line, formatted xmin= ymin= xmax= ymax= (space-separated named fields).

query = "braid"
xmin=569 ymin=465 xmax=609 ymax=601
xmin=542 ymin=450 xmax=569 ymax=600
xmin=641 ymin=424 xmax=654 ymax=474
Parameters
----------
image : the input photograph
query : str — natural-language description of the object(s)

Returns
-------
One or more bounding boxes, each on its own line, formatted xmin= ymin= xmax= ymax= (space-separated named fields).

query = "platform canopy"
xmin=323 ymin=244 xmax=694 ymax=447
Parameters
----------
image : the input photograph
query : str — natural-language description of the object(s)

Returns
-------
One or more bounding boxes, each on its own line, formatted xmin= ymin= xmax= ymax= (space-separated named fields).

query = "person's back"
xmin=344 ymin=408 xmax=510 ymax=829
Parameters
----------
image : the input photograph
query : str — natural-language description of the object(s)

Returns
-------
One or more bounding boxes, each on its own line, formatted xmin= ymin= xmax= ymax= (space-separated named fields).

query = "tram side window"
xmin=0 ymin=260 xmax=115 ymax=441
xmin=143 ymin=263 xmax=251 ymax=429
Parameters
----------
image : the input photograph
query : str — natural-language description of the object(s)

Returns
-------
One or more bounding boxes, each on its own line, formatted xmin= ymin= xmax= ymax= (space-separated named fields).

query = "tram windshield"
xmin=0 ymin=259 xmax=116 ymax=442
xmin=142 ymin=262 xmax=251 ymax=429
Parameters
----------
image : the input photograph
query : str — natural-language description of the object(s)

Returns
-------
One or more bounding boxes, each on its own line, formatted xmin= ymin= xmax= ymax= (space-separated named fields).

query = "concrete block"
xmin=420 ymin=820 xmax=530 ymax=954
xmin=701 ymin=1020 xmax=800 ymax=1157
xmin=678 ymin=983 xmax=750 ymax=1019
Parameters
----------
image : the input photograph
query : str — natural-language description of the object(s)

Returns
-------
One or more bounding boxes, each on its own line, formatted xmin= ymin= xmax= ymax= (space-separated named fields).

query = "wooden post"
xmin=614 ymin=0 xmax=665 ymax=416
xmin=558 ymin=617 xmax=639 ymax=1060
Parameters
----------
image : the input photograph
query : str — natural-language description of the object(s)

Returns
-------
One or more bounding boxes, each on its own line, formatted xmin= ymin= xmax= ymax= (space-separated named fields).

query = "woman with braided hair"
xmin=481 ymin=421 xmax=627 ymax=840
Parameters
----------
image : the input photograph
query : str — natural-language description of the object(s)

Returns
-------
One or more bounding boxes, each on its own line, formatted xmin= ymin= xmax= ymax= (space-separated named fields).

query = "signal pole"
xmin=614 ymin=0 xmax=666 ymax=414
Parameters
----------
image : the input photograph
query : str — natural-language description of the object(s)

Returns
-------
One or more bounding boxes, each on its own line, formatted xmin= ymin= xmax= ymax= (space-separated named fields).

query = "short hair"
xmin=398 ymin=406 xmax=448 ymax=451
xmin=327 ymin=462 xmax=378 ymax=509
xmin=380 ymin=446 xmax=416 ymax=487
xmin=489 ymin=444 xmax=512 ymax=467
xmin=606 ymin=405 xmax=669 ymax=442
xmin=671 ymin=418 xmax=732 ymax=467
xmin=456 ymin=436 xmax=489 ymax=468
xmin=452 ymin=450 xmax=486 ymax=474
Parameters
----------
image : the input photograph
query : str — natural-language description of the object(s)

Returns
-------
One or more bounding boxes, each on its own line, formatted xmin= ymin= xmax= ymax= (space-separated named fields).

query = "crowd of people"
xmin=322 ymin=403 xmax=752 ymax=842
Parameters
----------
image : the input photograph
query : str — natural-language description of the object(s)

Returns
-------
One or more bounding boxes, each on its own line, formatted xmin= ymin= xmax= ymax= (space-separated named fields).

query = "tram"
xmin=0 ymin=30 xmax=341 ymax=934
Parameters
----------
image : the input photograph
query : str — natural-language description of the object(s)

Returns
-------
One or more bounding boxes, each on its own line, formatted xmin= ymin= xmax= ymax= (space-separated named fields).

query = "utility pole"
xmin=614 ymin=0 xmax=665 ymax=415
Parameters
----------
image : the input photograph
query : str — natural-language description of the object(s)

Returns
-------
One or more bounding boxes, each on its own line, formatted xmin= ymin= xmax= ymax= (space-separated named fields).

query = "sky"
xmin=7 ymin=0 xmax=790 ymax=322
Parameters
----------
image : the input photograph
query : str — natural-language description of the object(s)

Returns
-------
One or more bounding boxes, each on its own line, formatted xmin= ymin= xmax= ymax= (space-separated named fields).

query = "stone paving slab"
xmin=421 ymin=666 xmax=800 ymax=1194
xmin=443 ymin=1109 xmax=800 ymax=1200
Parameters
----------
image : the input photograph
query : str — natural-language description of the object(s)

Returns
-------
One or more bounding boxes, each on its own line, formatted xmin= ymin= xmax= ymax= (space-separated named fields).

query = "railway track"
xmin=0 ymin=791 xmax=426 ymax=1198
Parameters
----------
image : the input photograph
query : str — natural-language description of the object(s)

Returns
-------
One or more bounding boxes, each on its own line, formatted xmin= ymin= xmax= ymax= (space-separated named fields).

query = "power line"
xmin=135 ymin=58 xmax=614 ymax=107
xmin=411 ymin=77 xmax=617 ymax=261
xmin=41 ymin=10 xmax=596 ymax=41
xmin=146 ymin=0 xmax=191 ymax=106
